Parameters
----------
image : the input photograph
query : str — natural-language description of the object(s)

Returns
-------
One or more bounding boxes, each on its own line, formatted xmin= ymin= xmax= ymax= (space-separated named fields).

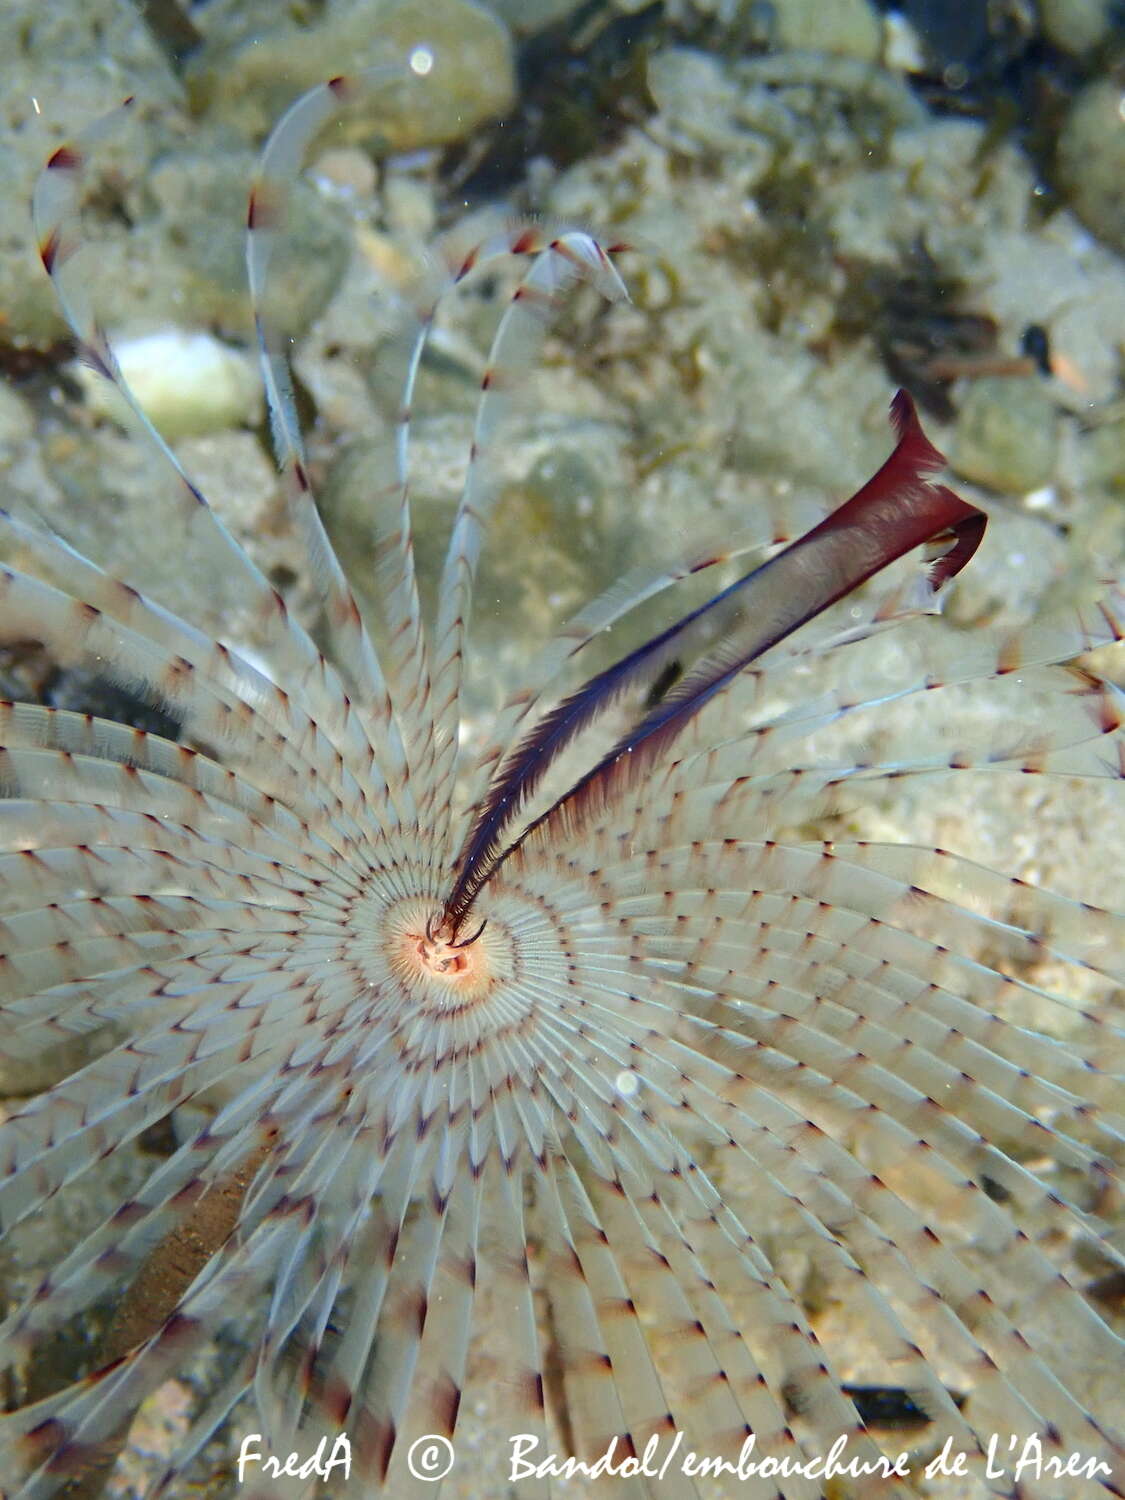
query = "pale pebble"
xmin=76 ymin=328 xmax=262 ymax=439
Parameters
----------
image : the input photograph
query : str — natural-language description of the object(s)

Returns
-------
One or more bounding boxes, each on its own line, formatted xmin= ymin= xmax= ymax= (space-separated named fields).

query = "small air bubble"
xmin=409 ymin=46 xmax=434 ymax=77
xmin=942 ymin=61 xmax=968 ymax=90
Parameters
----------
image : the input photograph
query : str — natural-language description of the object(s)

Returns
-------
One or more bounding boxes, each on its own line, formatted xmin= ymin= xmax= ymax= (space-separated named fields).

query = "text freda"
xmin=237 ymin=1433 xmax=352 ymax=1484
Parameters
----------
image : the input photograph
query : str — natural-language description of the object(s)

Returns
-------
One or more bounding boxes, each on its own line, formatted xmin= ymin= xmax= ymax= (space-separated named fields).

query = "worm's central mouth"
xmin=381 ymin=897 xmax=513 ymax=1009
xmin=410 ymin=917 xmax=482 ymax=978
